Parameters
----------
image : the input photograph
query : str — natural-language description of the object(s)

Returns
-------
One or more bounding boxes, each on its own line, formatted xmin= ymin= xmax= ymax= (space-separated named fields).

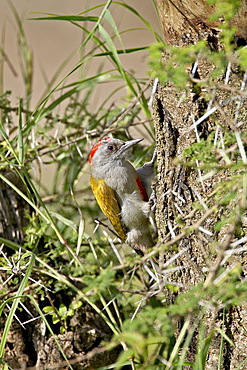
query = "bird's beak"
xmin=118 ymin=138 xmax=143 ymax=156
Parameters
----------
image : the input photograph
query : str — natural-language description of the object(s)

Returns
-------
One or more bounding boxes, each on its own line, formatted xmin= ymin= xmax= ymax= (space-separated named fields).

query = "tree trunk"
xmin=155 ymin=0 xmax=247 ymax=46
xmin=153 ymin=0 xmax=247 ymax=368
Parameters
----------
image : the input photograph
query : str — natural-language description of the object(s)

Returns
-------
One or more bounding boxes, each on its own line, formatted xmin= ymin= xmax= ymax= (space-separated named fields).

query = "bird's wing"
xmin=90 ymin=176 xmax=126 ymax=240
xmin=136 ymin=177 xmax=149 ymax=202
xmin=136 ymin=150 xmax=156 ymax=199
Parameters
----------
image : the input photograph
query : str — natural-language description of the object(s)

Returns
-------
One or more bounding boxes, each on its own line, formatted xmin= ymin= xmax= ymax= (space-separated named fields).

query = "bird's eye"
xmin=107 ymin=145 xmax=114 ymax=151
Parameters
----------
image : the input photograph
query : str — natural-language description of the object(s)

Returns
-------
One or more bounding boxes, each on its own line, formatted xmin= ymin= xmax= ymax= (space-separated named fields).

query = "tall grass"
xmin=0 ymin=1 xmax=161 ymax=368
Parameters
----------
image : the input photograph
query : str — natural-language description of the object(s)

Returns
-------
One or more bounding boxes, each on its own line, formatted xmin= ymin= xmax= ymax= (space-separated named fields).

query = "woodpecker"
xmin=88 ymin=137 xmax=156 ymax=256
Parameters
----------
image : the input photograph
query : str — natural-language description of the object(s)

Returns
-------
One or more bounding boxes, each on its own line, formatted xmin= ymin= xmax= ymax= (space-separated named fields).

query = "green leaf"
xmin=58 ymin=304 xmax=67 ymax=317
xmin=194 ymin=330 xmax=215 ymax=370
xmin=43 ymin=306 xmax=54 ymax=314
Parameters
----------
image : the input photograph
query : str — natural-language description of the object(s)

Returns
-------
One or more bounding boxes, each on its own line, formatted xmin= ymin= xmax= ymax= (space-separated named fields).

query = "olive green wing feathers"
xmin=90 ymin=176 xmax=126 ymax=241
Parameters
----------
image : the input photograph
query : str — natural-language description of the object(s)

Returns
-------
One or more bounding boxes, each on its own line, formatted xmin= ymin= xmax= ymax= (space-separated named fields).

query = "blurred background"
xmin=1 ymin=0 xmax=162 ymax=108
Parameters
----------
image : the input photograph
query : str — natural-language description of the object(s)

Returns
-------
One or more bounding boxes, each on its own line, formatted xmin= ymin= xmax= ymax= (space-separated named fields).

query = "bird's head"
xmin=88 ymin=137 xmax=143 ymax=167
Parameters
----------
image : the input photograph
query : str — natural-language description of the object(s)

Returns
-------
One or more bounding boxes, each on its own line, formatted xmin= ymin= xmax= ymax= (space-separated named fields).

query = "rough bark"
xmin=153 ymin=0 xmax=247 ymax=368
xmin=155 ymin=0 xmax=247 ymax=46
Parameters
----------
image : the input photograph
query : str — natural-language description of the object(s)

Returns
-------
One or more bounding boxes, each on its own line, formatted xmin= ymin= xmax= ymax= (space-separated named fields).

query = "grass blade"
xmin=18 ymin=99 xmax=24 ymax=164
xmin=28 ymin=15 xmax=99 ymax=22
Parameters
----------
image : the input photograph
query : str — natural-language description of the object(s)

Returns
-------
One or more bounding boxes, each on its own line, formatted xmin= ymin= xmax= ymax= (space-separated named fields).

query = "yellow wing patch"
xmin=90 ymin=176 xmax=126 ymax=241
